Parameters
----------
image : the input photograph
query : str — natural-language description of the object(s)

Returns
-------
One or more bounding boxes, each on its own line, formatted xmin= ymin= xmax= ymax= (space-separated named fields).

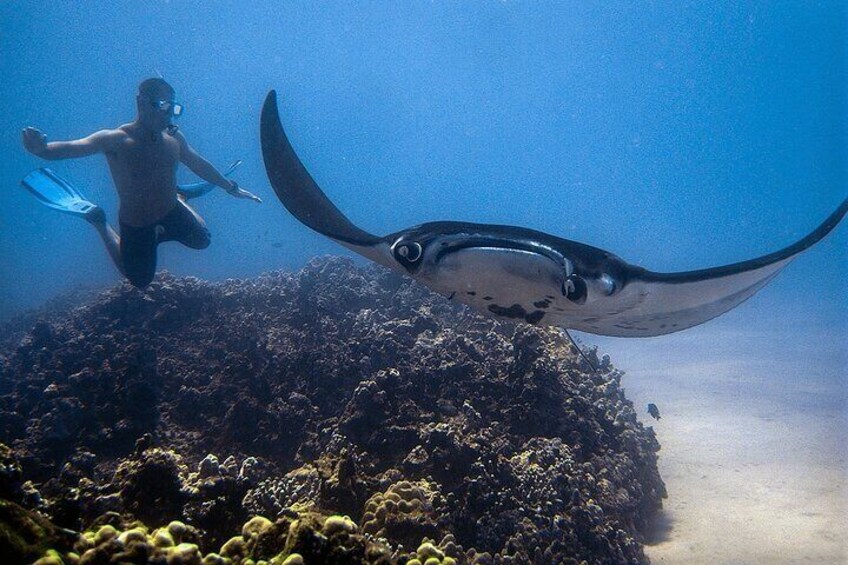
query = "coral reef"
xmin=0 ymin=257 xmax=665 ymax=563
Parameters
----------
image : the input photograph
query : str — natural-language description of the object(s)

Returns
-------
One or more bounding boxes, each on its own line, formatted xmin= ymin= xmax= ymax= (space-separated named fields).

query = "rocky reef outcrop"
xmin=0 ymin=257 xmax=665 ymax=564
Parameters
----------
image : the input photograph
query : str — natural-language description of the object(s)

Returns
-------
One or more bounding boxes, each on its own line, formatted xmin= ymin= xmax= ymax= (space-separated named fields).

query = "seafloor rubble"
xmin=0 ymin=257 xmax=666 ymax=564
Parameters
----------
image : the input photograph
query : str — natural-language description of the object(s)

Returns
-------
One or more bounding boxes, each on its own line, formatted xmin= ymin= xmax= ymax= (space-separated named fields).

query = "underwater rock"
xmin=0 ymin=258 xmax=665 ymax=563
xmin=0 ymin=443 xmax=24 ymax=503
xmin=0 ymin=499 xmax=78 ymax=565
xmin=113 ymin=448 xmax=189 ymax=526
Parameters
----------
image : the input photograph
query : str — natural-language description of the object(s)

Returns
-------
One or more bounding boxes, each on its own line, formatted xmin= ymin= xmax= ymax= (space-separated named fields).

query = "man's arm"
xmin=176 ymin=132 xmax=262 ymax=203
xmin=22 ymin=127 xmax=121 ymax=160
xmin=175 ymin=131 xmax=261 ymax=203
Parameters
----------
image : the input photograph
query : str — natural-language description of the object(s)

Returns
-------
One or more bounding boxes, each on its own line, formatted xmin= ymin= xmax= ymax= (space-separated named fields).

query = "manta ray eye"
xmin=395 ymin=242 xmax=422 ymax=263
xmin=599 ymin=274 xmax=617 ymax=295
xmin=562 ymin=275 xmax=587 ymax=304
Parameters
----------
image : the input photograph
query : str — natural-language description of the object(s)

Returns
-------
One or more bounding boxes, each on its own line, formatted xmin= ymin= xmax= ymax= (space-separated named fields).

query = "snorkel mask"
xmin=151 ymin=98 xmax=184 ymax=117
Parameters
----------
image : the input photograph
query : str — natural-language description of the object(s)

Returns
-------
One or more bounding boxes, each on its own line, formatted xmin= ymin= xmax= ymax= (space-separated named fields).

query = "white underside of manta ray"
xmin=260 ymin=90 xmax=847 ymax=338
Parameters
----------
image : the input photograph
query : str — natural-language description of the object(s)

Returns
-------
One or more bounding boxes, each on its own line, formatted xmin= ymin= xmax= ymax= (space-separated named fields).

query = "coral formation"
xmin=0 ymin=257 xmax=665 ymax=563
xmin=360 ymin=480 xmax=446 ymax=551
xmin=27 ymin=513 xmax=391 ymax=565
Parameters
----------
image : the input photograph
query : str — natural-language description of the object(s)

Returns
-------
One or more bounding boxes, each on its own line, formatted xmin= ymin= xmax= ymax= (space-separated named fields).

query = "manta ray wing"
xmin=260 ymin=90 xmax=395 ymax=268
xmin=574 ymin=199 xmax=848 ymax=337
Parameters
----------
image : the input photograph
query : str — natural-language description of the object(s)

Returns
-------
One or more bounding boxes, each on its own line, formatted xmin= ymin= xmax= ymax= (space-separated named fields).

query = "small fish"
xmin=647 ymin=403 xmax=661 ymax=420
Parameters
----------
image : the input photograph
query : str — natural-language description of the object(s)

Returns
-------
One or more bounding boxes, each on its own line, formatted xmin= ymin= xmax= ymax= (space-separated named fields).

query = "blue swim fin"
xmin=177 ymin=159 xmax=243 ymax=200
xmin=21 ymin=168 xmax=99 ymax=217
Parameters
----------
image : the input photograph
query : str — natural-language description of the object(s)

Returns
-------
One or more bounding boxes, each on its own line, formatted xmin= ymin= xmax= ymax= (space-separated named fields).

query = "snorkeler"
xmin=20 ymin=77 xmax=261 ymax=289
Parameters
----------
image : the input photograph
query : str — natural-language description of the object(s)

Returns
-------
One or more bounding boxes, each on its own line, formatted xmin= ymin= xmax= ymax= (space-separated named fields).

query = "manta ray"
xmin=260 ymin=90 xmax=847 ymax=338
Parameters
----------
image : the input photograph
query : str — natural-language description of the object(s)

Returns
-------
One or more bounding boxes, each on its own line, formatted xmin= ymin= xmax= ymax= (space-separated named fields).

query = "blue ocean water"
xmin=0 ymin=2 xmax=845 ymax=560
xmin=0 ymin=2 xmax=844 ymax=326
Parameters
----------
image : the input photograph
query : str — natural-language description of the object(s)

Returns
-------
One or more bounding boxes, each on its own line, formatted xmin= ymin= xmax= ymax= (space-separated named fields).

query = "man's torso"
xmin=106 ymin=123 xmax=181 ymax=227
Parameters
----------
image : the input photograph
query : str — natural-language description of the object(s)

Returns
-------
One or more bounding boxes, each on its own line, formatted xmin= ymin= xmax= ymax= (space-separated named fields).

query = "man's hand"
xmin=22 ymin=127 xmax=48 ymax=156
xmin=226 ymin=181 xmax=262 ymax=203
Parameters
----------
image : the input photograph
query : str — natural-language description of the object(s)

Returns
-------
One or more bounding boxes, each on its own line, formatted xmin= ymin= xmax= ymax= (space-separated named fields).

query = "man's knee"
xmin=125 ymin=269 xmax=155 ymax=289
xmin=122 ymin=259 xmax=155 ymax=288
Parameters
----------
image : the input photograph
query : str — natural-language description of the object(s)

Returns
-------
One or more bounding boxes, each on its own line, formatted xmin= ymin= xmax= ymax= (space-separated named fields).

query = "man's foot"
xmin=83 ymin=205 xmax=107 ymax=226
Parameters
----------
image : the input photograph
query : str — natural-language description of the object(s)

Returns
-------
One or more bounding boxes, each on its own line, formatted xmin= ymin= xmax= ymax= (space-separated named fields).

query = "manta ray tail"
xmin=562 ymin=328 xmax=598 ymax=373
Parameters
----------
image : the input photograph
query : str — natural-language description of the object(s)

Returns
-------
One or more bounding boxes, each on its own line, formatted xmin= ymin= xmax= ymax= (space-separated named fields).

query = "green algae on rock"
xmin=0 ymin=499 xmax=77 ymax=565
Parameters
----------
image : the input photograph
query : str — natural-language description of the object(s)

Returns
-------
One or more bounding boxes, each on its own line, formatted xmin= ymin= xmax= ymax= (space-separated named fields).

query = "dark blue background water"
xmin=1 ymin=2 xmax=845 ymax=330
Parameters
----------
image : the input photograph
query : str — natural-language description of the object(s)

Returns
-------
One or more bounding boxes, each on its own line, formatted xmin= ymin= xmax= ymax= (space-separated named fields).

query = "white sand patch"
xmin=588 ymin=310 xmax=847 ymax=564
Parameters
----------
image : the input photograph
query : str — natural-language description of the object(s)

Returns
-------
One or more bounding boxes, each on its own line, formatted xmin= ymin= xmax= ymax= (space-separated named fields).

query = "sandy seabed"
xmin=593 ymin=311 xmax=847 ymax=565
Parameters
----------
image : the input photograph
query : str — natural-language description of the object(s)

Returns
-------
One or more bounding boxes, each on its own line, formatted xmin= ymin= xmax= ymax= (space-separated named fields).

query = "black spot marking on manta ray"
xmin=525 ymin=310 xmax=546 ymax=324
xmin=466 ymin=291 xmax=477 ymax=296
xmin=482 ymin=296 xmax=493 ymax=301
xmin=533 ymin=298 xmax=551 ymax=309
xmin=447 ymin=291 xmax=456 ymax=300
xmin=488 ymin=303 xmax=527 ymax=320
xmin=487 ymin=303 xmax=546 ymax=325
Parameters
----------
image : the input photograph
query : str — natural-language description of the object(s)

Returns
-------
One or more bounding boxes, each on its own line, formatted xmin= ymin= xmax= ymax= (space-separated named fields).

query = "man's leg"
xmin=158 ymin=200 xmax=211 ymax=249
xmin=85 ymin=208 xmax=124 ymax=274
xmin=118 ymin=220 xmax=158 ymax=289
xmin=101 ymin=200 xmax=208 ymax=289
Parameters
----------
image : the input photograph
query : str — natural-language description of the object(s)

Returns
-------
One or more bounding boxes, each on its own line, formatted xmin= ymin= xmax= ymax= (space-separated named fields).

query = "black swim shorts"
xmin=120 ymin=201 xmax=210 ymax=288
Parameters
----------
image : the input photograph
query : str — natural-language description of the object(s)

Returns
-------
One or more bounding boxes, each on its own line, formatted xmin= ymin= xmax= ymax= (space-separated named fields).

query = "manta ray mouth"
xmin=433 ymin=235 xmax=571 ymax=271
